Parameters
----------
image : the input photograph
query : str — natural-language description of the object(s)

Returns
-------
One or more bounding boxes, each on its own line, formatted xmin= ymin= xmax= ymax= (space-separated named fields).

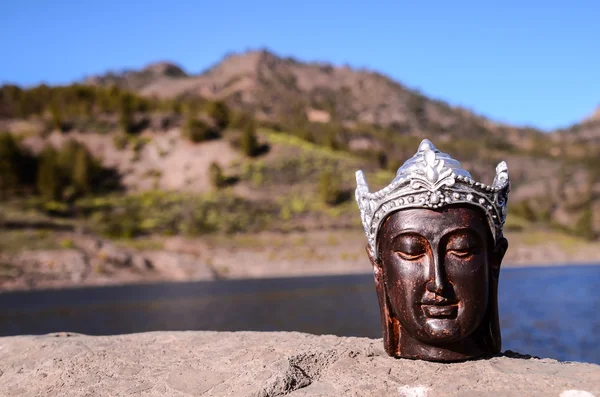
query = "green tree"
xmin=240 ymin=121 xmax=259 ymax=157
xmin=37 ymin=146 xmax=61 ymax=201
xmin=72 ymin=146 xmax=92 ymax=195
xmin=322 ymin=129 xmax=339 ymax=150
xmin=510 ymin=201 xmax=537 ymax=222
xmin=407 ymin=93 xmax=427 ymax=128
xmin=170 ymin=99 xmax=183 ymax=115
xmin=183 ymin=116 xmax=217 ymax=142
xmin=377 ymin=150 xmax=388 ymax=169
xmin=229 ymin=111 xmax=253 ymax=130
xmin=57 ymin=140 xmax=83 ymax=198
xmin=0 ymin=133 xmax=23 ymax=197
xmin=295 ymin=126 xmax=315 ymax=143
xmin=0 ymin=85 xmax=23 ymax=118
xmin=57 ymin=140 xmax=79 ymax=174
xmin=49 ymin=101 xmax=65 ymax=131
xmin=208 ymin=162 xmax=226 ymax=189
xmin=206 ymin=100 xmax=229 ymax=130
xmin=573 ymin=204 xmax=596 ymax=241
xmin=112 ymin=134 xmax=128 ymax=150
xmin=119 ymin=95 xmax=134 ymax=133
xmin=318 ymin=171 xmax=343 ymax=206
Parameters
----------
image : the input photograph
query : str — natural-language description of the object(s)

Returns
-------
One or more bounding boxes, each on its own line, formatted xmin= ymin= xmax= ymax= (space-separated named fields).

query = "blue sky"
xmin=1 ymin=0 xmax=598 ymax=130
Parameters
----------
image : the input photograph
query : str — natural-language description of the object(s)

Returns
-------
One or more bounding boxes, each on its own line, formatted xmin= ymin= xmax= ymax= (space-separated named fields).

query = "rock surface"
xmin=0 ymin=331 xmax=598 ymax=396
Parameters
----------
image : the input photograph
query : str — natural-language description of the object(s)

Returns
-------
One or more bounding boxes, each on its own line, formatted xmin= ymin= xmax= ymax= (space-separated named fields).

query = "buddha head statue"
xmin=355 ymin=139 xmax=510 ymax=362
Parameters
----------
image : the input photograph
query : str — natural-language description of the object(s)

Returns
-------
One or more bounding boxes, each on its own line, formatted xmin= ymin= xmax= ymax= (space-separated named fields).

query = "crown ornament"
xmin=355 ymin=139 xmax=510 ymax=260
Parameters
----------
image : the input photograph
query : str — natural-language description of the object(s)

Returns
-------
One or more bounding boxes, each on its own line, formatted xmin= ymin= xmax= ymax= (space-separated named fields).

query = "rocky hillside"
xmin=583 ymin=105 xmax=600 ymax=123
xmin=87 ymin=50 xmax=531 ymax=141
xmin=558 ymin=116 xmax=600 ymax=144
xmin=1 ymin=50 xmax=599 ymax=242
xmin=85 ymin=61 xmax=188 ymax=92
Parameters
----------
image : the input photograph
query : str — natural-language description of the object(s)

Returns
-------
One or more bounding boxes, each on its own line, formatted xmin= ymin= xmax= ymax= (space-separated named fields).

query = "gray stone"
xmin=0 ymin=331 xmax=598 ymax=396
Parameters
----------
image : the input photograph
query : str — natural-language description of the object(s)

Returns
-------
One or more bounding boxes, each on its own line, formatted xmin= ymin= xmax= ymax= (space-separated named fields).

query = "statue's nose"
xmin=426 ymin=255 xmax=445 ymax=294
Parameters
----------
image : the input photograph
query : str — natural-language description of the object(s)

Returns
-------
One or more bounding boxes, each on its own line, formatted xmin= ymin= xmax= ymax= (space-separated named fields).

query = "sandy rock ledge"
xmin=0 ymin=331 xmax=598 ymax=397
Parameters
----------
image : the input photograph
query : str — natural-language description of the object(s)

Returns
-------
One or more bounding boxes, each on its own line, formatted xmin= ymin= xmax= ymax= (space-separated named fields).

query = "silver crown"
xmin=355 ymin=139 xmax=510 ymax=260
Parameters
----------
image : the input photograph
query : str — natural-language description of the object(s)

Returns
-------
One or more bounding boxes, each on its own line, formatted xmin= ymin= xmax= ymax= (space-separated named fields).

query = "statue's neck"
xmin=396 ymin=329 xmax=493 ymax=362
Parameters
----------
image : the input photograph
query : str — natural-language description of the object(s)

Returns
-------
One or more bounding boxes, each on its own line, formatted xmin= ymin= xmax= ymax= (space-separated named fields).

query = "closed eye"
xmin=447 ymin=248 xmax=475 ymax=258
xmin=395 ymin=251 xmax=426 ymax=261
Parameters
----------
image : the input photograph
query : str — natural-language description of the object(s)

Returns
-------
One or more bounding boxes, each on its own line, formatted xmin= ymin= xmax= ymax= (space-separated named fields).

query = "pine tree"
xmin=574 ymin=204 xmax=596 ymax=241
xmin=49 ymin=101 xmax=64 ymax=131
xmin=318 ymin=171 xmax=342 ymax=206
xmin=119 ymin=95 xmax=133 ymax=133
xmin=240 ymin=121 xmax=259 ymax=157
xmin=206 ymin=101 xmax=229 ymax=130
xmin=72 ymin=146 xmax=91 ymax=195
xmin=208 ymin=162 xmax=226 ymax=189
xmin=229 ymin=111 xmax=252 ymax=130
xmin=37 ymin=146 xmax=60 ymax=201
xmin=183 ymin=116 xmax=216 ymax=142
xmin=0 ymin=133 xmax=23 ymax=197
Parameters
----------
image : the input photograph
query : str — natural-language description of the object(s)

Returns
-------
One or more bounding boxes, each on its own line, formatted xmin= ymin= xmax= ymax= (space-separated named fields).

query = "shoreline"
xmin=0 ymin=261 xmax=598 ymax=294
xmin=502 ymin=260 xmax=600 ymax=268
xmin=1 ymin=228 xmax=599 ymax=292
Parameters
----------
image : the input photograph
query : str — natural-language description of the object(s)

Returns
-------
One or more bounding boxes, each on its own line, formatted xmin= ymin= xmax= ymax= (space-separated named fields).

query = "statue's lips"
xmin=421 ymin=304 xmax=458 ymax=318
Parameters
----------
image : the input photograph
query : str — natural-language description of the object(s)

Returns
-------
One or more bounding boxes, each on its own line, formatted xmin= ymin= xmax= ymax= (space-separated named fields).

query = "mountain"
xmin=2 ymin=49 xmax=598 ymax=240
xmin=555 ymin=105 xmax=600 ymax=144
xmin=583 ymin=105 xmax=600 ymax=124
xmin=85 ymin=50 xmax=600 ymax=151
xmin=85 ymin=61 xmax=188 ymax=92
xmin=87 ymin=51 xmax=511 ymax=133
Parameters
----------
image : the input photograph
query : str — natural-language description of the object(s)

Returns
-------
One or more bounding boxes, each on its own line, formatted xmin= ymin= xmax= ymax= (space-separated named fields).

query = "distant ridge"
xmin=84 ymin=49 xmax=599 ymax=141
xmin=84 ymin=50 xmax=500 ymax=130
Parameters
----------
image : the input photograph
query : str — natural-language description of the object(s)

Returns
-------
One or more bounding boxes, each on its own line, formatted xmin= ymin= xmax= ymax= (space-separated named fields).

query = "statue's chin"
xmin=419 ymin=319 xmax=464 ymax=344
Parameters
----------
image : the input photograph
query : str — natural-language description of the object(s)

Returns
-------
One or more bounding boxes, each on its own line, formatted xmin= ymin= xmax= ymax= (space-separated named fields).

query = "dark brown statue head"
xmin=355 ymin=139 xmax=510 ymax=362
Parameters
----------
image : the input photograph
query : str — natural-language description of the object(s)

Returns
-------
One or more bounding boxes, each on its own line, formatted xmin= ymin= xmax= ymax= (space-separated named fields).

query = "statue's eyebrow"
xmin=442 ymin=227 xmax=478 ymax=237
xmin=391 ymin=231 xmax=428 ymax=241
xmin=443 ymin=228 xmax=483 ymax=245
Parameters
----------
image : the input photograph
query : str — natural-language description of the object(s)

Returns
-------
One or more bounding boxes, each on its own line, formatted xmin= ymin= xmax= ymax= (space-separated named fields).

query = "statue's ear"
xmin=366 ymin=245 xmax=379 ymax=268
xmin=490 ymin=237 xmax=508 ymax=278
xmin=367 ymin=244 xmax=400 ymax=357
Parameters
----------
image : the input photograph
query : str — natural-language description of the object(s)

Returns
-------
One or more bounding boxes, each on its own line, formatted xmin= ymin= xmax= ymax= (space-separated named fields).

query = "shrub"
xmin=296 ymin=128 xmax=315 ymax=143
xmin=573 ymin=205 xmax=596 ymax=241
xmin=209 ymin=162 xmax=226 ymax=188
xmin=205 ymin=100 xmax=229 ymax=130
xmin=0 ymin=134 xmax=20 ymax=190
xmin=318 ymin=171 xmax=343 ymax=206
xmin=377 ymin=151 xmax=388 ymax=169
xmin=81 ymin=192 xmax=277 ymax=238
xmin=510 ymin=201 xmax=537 ymax=222
xmin=36 ymin=141 xmax=100 ymax=202
xmin=407 ymin=93 xmax=427 ymax=127
xmin=72 ymin=145 xmax=92 ymax=195
xmin=98 ymin=203 xmax=143 ymax=239
xmin=240 ymin=121 xmax=259 ymax=157
xmin=113 ymin=134 xmax=128 ymax=150
xmin=321 ymin=129 xmax=339 ymax=150
xmin=0 ymin=134 xmax=38 ymax=198
xmin=183 ymin=117 xmax=219 ymax=142
xmin=0 ymin=133 xmax=34 ymax=197
xmin=49 ymin=101 xmax=65 ymax=131
xmin=37 ymin=146 xmax=61 ymax=201
xmin=119 ymin=95 xmax=134 ymax=134
xmin=229 ymin=111 xmax=253 ymax=130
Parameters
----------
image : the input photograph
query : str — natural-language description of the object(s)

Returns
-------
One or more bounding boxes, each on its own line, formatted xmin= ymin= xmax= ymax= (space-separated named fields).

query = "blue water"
xmin=499 ymin=265 xmax=600 ymax=364
xmin=0 ymin=265 xmax=598 ymax=364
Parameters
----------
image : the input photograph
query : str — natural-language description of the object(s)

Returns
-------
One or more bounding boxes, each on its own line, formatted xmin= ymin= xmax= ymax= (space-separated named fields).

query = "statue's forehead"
xmin=380 ymin=207 xmax=488 ymax=241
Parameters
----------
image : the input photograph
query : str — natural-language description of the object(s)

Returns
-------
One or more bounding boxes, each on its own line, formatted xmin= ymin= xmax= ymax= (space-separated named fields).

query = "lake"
xmin=0 ymin=265 xmax=598 ymax=364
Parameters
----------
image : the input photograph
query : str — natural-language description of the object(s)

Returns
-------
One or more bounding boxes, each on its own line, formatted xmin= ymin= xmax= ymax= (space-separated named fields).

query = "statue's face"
xmin=378 ymin=206 xmax=493 ymax=345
